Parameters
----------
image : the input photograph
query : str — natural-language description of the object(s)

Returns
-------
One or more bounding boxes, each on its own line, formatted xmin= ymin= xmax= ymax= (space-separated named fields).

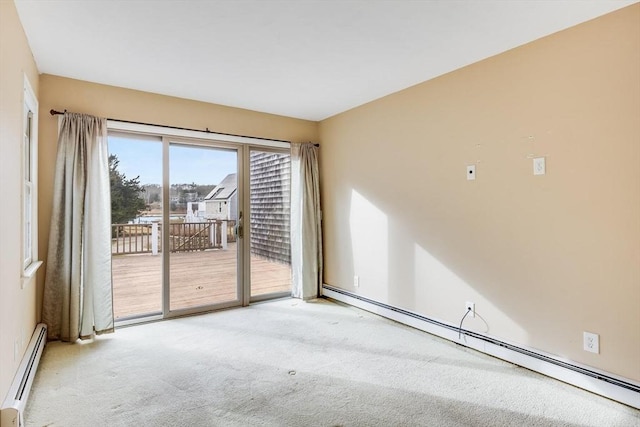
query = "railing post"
xmin=210 ymin=221 xmax=216 ymax=247
xmin=151 ymin=221 xmax=159 ymax=255
xmin=221 ymin=220 xmax=228 ymax=250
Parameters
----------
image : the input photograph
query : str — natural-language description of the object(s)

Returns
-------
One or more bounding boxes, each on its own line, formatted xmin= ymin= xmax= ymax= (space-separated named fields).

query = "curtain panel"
xmin=42 ymin=112 xmax=114 ymax=341
xmin=291 ymin=142 xmax=322 ymax=300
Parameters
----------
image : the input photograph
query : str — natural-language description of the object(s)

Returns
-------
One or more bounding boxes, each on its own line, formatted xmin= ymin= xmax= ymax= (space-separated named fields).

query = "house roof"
xmin=203 ymin=186 xmax=217 ymax=200
xmin=205 ymin=173 xmax=237 ymax=201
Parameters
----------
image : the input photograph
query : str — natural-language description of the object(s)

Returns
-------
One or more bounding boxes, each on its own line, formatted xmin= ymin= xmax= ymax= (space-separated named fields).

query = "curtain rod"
xmin=49 ymin=109 xmax=320 ymax=147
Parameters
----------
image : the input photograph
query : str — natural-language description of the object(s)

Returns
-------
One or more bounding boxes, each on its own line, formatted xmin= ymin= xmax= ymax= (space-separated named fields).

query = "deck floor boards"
xmin=112 ymin=242 xmax=291 ymax=319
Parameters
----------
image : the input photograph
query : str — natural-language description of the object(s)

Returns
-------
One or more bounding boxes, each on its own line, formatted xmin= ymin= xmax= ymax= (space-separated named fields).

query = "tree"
xmin=109 ymin=154 xmax=146 ymax=224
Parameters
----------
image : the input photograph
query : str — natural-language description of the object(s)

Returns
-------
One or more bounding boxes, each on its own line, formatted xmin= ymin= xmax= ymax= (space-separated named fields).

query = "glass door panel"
xmin=168 ymin=143 xmax=240 ymax=311
xmin=249 ymin=149 xmax=292 ymax=297
xmin=108 ymin=132 xmax=163 ymax=320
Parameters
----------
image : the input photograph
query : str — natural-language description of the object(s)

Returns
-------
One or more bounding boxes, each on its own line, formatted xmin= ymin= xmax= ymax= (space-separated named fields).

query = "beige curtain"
xmin=291 ymin=142 xmax=322 ymax=299
xmin=42 ymin=113 xmax=114 ymax=341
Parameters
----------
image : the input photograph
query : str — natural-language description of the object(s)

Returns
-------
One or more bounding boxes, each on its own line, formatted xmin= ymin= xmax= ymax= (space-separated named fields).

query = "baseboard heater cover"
xmin=1 ymin=323 xmax=47 ymax=427
xmin=322 ymin=285 xmax=640 ymax=409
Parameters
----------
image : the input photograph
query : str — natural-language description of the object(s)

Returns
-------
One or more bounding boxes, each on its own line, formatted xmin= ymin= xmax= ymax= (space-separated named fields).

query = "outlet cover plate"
xmin=583 ymin=331 xmax=599 ymax=354
xmin=465 ymin=301 xmax=475 ymax=318
xmin=467 ymin=165 xmax=476 ymax=180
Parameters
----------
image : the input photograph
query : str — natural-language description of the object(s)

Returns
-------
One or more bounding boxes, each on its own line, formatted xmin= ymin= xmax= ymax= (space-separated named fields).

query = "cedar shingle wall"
xmin=250 ymin=152 xmax=291 ymax=264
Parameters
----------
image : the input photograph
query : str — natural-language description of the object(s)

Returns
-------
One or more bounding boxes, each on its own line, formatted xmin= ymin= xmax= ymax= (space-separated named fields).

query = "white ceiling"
xmin=15 ymin=0 xmax=637 ymax=121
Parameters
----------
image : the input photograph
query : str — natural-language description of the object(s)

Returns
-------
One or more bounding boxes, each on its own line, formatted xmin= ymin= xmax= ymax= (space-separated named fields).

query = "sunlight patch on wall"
xmin=414 ymin=244 xmax=528 ymax=342
xmin=349 ymin=190 xmax=388 ymax=299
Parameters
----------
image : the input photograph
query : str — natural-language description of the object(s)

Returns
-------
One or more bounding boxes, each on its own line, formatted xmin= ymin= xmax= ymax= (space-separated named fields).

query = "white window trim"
xmin=22 ymin=75 xmax=42 ymax=284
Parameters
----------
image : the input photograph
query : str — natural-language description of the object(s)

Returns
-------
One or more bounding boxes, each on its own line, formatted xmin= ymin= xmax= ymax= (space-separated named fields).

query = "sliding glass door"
xmin=108 ymin=132 xmax=164 ymax=321
xmin=109 ymin=128 xmax=291 ymax=323
xmin=168 ymin=143 xmax=241 ymax=312
xmin=249 ymin=148 xmax=292 ymax=299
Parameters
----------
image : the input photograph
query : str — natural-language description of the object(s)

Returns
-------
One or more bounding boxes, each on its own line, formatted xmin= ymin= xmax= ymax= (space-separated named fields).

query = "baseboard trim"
xmin=322 ymin=284 xmax=640 ymax=409
xmin=1 ymin=323 xmax=47 ymax=427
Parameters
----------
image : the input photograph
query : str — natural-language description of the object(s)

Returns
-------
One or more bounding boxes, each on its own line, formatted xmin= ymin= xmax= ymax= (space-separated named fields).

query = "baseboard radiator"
xmin=1 ymin=323 xmax=47 ymax=427
xmin=322 ymin=285 xmax=640 ymax=409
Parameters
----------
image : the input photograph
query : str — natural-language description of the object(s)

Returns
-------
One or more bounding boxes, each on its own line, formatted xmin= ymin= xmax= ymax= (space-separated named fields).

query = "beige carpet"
xmin=25 ymin=298 xmax=639 ymax=426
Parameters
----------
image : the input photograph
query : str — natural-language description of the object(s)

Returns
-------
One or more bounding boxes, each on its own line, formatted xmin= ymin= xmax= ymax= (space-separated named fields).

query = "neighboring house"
xmin=185 ymin=201 xmax=206 ymax=222
xmin=183 ymin=192 xmax=198 ymax=203
xmin=249 ymin=151 xmax=290 ymax=264
xmin=204 ymin=173 xmax=237 ymax=221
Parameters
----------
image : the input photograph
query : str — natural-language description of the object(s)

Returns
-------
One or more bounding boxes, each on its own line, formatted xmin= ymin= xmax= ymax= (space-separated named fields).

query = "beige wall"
xmin=319 ymin=4 xmax=640 ymax=380
xmin=0 ymin=0 xmax=40 ymax=402
xmin=37 ymin=75 xmax=318 ymax=317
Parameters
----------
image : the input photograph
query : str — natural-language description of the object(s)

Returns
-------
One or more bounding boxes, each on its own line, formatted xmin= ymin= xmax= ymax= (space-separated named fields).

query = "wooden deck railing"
xmin=112 ymin=220 xmax=236 ymax=255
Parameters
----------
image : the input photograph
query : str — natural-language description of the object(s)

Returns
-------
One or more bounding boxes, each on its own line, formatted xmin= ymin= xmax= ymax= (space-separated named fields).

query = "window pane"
xmin=250 ymin=150 xmax=291 ymax=296
xmin=24 ymin=183 xmax=32 ymax=265
xmin=169 ymin=144 xmax=239 ymax=311
xmin=109 ymin=133 xmax=163 ymax=320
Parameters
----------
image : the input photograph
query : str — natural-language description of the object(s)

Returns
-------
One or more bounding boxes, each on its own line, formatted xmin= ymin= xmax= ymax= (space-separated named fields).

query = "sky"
xmin=108 ymin=134 xmax=237 ymax=186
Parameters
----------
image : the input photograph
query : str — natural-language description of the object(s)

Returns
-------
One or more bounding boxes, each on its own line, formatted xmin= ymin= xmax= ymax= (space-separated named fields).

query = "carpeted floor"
xmin=25 ymin=298 xmax=639 ymax=426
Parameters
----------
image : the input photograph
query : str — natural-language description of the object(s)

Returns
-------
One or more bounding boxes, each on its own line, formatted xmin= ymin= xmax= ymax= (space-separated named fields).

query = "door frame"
xmin=108 ymin=120 xmax=290 ymax=325
xmin=163 ymin=136 xmax=246 ymax=319
xmin=243 ymin=145 xmax=293 ymax=304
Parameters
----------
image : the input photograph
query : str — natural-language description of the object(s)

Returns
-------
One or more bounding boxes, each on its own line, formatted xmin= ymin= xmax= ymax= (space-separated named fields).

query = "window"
xmin=22 ymin=76 xmax=41 ymax=282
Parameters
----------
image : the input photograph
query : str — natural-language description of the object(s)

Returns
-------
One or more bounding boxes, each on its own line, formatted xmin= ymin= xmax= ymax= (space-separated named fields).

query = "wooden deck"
xmin=112 ymin=242 xmax=291 ymax=319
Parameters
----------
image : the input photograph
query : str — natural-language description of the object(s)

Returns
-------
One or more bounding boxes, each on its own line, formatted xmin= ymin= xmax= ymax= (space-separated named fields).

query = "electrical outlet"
xmin=466 ymin=165 xmax=476 ymax=180
xmin=533 ymin=157 xmax=546 ymax=175
xmin=465 ymin=301 xmax=475 ymax=318
xmin=353 ymin=275 xmax=359 ymax=287
xmin=583 ymin=332 xmax=599 ymax=354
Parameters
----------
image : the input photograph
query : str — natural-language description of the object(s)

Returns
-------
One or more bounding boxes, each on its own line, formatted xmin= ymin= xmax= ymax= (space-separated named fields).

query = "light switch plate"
xmin=533 ymin=157 xmax=546 ymax=175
